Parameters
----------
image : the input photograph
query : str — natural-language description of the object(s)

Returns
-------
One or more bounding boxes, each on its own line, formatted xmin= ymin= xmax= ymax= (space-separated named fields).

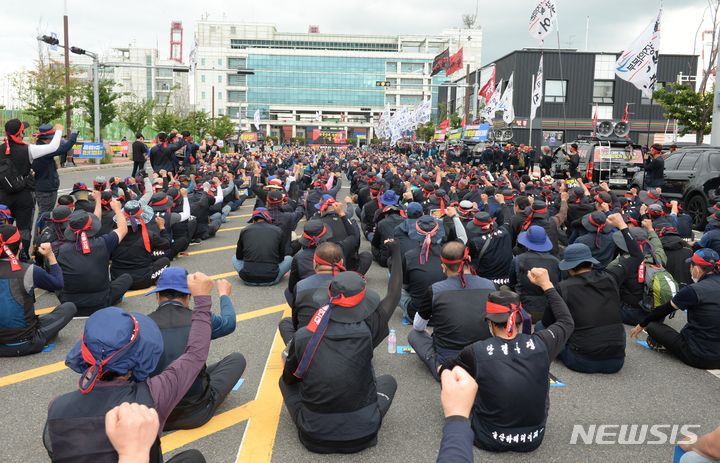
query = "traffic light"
xmin=39 ymin=35 xmax=59 ymax=46
xmin=376 ymin=81 xmax=391 ymax=87
xmin=70 ymin=46 xmax=86 ymax=55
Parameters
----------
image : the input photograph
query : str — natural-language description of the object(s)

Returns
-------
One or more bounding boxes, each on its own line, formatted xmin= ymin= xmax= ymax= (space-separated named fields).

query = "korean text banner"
xmin=80 ymin=143 xmax=104 ymax=158
xmin=240 ymin=133 xmax=258 ymax=142
xmin=311 ymin=130 xmax=347 ymax=145
xmin=463 ymin=124 xmax=490 ymax=141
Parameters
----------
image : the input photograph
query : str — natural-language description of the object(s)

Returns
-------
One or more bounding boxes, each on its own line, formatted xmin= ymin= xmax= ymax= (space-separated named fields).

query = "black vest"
xmin=57 ymin=237 xmax=111 ymax=310
xmin=44 ymin=382 xmax=161 ymax=463
xmin=404 ymin=244 xmax=447 ymax=318
xmin=291 ymin=319 xmax=380 ymax=448
xmin=530 ymin=217 xmax=560 ymax=256
xmin=0 ymin=262 xmax=37 ymax=344
xmin=431 ymin=275 xmax=494 ymax=355
xmin=577 ymin=232 xmax=616 ymax=271
xmin=557 ymin=271 xmax=625 ymax=360
xmin=147 ymin=301 xmax=213 ymax=424
xmin=471 ymin=334 xmax=549 ymax=452
xmin=312 ymin=213 xmax=361 ymax=270
xmin=376 ymin=214 xmax=405 ymax=260
xmin=392 ymin=220 xmax=421 ymax=256
xmin=0 ymin=142 xmax=32 ymax=189
xmin=682 ymin=274 xmax=720 ymax=361
xmin=110 ymin=229 xmax=156 ymax=281
xmin=472 ymin=225 xmax=513 ymax=285
xmin=515 ymin=251 xmax=561 ymax=318
xmin=292 ymin=273 xmax=334 ymax=330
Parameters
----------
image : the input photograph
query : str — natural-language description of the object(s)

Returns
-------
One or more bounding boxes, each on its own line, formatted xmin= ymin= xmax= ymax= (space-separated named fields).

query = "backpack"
xmin=0 ymin=157 xmax=26 ymax=193
xmin=640 ymin=262 xmax=678 ymax=311
xmin=518 ymin=153 xmax=526 ymax=169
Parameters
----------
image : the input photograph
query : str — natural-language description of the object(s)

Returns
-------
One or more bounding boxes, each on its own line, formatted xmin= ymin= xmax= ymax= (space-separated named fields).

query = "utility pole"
xmin=712 ymin=39 xmax=720 ymax=146
xmin=211 ymin=85 xmax=215 ymax=137
xmin=63 ymin=0 xmax=71 ymax=130
xmin=464 ymin=64 xmax=470 ymax=123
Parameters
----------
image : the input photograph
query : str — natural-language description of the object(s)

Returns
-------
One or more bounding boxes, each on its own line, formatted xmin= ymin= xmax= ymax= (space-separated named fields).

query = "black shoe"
xmin=189 ymin=239 xmax=202 ymax=246
xmin=646 ymin=337 xmax=667 ymax=352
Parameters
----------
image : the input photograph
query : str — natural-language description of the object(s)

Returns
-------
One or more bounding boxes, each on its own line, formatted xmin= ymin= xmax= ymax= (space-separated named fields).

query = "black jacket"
xmin=235 ymin=221 xmax=285 ymax=283
xmin=33 ymin=133 xmax=78 ymax=192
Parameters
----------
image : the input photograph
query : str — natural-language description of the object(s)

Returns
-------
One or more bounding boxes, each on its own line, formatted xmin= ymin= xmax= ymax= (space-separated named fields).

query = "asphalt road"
xmin=0 ymin=165 xmax=717 ymax=463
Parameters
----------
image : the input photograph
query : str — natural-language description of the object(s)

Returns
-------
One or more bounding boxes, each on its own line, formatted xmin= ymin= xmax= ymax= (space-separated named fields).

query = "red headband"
xmin=415 ymin=220 xmax=439 ymax=265
xmin=486 ymin=301 xmax=524 ymax=337
xmin=319 ymin=197 xmax=336 ymax=212
xmin=33 ymin=127 xmax=55 ymax=144
xmin=0 ymin=228 xmax=21 ymax=271
xmin=124 ymin=209 xmax=151 ymax=252
xmin=314 ymin=253 xmax=345 ymax=275
xmin=523 ymin=205 xmax=547 ymax=230
xmin=304 ymin=226 xmax=328 ymax=248
xmin=4 ymin=123 xmax=25 ymax=154
xmin=327 ymin=275 xmax=367 ymax=307
xmin=79 ymin=313 xmax=138 ymax=394
xmin=693 ymin=253 xmax=715 ymax=267
xmin=473 ymin=216 xmax=496 ymax=230
xmin=440 ymin=247 xmax=476 ymax=288
xmin=588 ymin=215 xmax=605 ymax=249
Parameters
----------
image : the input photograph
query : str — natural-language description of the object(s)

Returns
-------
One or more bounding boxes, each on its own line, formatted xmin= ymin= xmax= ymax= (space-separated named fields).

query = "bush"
xmin=266 ymin=136 xmax=279 ymax=143
xmin=99 ymin=147 xmax=114 ymax=164
xmin=346 ymin=137 xmax=358 ymax=145
xmin=372 ymin=138 xmax=383 ymax=144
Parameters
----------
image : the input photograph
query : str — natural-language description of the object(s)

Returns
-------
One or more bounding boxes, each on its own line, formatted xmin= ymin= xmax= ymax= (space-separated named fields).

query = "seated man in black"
xmin=146 ymin=267 xmax=245 ymax=430
xmin=280 ymin=240 xmax=401 ymax=454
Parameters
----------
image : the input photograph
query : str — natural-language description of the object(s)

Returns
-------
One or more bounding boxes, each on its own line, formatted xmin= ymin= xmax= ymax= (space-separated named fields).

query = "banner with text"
xmin=311 ymin=129 xmax=347 ymax=145
xmin=462 ymin=124 xmax=490 ymax=141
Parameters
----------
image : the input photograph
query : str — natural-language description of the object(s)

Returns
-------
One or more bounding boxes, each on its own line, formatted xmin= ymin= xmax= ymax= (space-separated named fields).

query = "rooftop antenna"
xmin=585 ymin=16 xmax=589 ymax=51
xmin=475 ymin=0 xmax=479 ymax=28
xmin=462 ymin=13 xmax=476 ymax=30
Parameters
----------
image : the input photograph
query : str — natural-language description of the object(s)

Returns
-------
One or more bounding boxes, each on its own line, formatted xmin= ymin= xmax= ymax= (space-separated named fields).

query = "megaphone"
xmin=613 ymin=121 xmax=630 ymax=137
xmin=597 ymin=121 xmax=614 ymax=137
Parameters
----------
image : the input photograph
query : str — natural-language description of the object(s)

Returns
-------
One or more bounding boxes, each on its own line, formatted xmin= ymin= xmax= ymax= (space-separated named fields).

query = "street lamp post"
xmin=70 ymin=47 xmax=100 ymax=145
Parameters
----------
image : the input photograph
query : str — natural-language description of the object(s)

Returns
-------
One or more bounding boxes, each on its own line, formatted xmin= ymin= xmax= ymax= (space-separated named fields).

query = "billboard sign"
xmin=80 ymin=143 xmax=104 ymax=158
xmin=311 ymin=129 xmax=347 ymax=145
xmin=462 ymin=124 xmax=490 ymax=141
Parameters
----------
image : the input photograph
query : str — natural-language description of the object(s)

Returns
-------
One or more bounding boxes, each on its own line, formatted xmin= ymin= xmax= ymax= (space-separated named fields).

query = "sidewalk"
xmin=59 ymin=155 xmax=133 ymax=174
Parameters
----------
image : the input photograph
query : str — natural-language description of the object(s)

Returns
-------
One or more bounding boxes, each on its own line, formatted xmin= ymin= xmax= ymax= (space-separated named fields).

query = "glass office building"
xmin=195 ymin=21 xmax=482 ymax=142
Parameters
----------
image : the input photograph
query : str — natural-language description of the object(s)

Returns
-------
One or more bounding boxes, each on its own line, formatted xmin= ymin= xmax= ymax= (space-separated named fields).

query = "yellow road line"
xmin=235 ymin=307 xmax=290 ymax=462
xmin=218 ymin=226 xmax=246 ymax=233
xmin=162 ymin=402 xmax=257 ymax=452
xmin=187 ymin=245 xmax=236 ymax=256
xmin=2 ymin=303 xmax=288 ymax=388
xmin=0 ymin=361 xmax=66 ymax=388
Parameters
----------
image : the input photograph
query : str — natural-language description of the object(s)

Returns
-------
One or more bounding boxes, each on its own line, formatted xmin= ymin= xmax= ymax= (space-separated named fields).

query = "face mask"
xmin=692 ymin=267 xmax=700 ymax=284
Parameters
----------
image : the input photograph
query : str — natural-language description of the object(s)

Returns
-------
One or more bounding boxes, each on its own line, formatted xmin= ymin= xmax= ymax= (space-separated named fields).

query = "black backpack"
xmin=0 ymin=157 xmax=26 ymax=193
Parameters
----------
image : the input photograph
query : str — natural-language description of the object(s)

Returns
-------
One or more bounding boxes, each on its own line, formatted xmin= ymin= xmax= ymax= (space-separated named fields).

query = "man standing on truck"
xmin=563 ymin=143 xmax=581 ymax=179
xmin=643 ymin=144 xmax=665 ymax=191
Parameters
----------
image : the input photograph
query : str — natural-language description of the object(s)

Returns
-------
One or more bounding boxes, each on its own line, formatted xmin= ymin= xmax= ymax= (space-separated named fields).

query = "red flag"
xmin=592 ymin=103 xmax=598 ymax=137
xmin=438 ymin=118 xmax=450 ymax=129
xmin=461 ymin=115 xmax=466 ymax=127
xmin=479 ymin=68 xmax=496 ymax=102
xmin=622 ymin=103 xmax=629 ymax=123
xmin=445 ymin=48 xmax=464 ymax=76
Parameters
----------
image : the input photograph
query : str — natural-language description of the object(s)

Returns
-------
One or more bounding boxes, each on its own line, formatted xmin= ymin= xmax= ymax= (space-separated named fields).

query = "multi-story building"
xmin=194 ymin=20 xmax=482 ymax=143
xmin=440 ymin=49 xmax=699 ymax=147
xmin=49 ymin=44 xmax=190 ymax=114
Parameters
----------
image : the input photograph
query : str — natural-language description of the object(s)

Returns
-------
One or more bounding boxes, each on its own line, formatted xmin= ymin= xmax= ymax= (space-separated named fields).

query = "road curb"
xmin=59 ymin=162 xmax=133 ymax=174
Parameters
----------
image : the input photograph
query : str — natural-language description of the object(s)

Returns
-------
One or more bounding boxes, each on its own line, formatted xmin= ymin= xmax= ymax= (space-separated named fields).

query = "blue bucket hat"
xmin=145 ymin=267 xmax=190 ymax=295
xmin=405 ymin=202 xmax=423 ymax=218
xmin=379 ymin=190 xmax=399 ymax=206
xmin=518 ymin=225 xmax=553 ymax=252
xmin=559 ymin=243 xmax=600 ymax=271
xmin=65 ymin=307 xmax=163 ymax=393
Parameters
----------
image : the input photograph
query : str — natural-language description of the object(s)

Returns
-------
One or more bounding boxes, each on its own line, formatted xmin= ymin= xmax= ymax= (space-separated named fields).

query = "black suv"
xmin=630 ymin=147 xmax=720 ymax=230
xmin=552 ymin=137 xmax=644 ymax=188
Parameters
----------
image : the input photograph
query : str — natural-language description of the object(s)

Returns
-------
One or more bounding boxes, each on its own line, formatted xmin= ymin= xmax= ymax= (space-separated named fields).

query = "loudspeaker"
xmin=613 ymin=121 xmax=630 ymax=137
xmin=597 ymin=121 xmax=614 ymax=137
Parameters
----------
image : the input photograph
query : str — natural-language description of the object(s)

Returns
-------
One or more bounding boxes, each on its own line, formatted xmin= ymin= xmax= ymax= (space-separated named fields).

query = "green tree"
xmin=178 ymin=111 xmax=212 ymax=139
xmin=79 ymin=79 xmax=121 ymax=141
xmin=654 ymin=83 xmax=714 ymax=146
xmin=119 ymin=98 xmax=156 ymax=137
xmin=152 ymin=102 xmax=180 ymax=134
xmin=20 ymin=59 xmax=81 ymax=125
xmin=213 ymin=114 xmax=236 ymax=142
xmin=417 ymin=117 xmax=436 ymax=142
xmin=449 ymin=109 xmax=463 ymax=129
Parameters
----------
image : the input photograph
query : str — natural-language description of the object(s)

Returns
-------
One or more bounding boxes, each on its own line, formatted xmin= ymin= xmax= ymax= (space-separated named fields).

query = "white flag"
xmin=189 ymin=34 xmax=199 ymax=77
xmin=377 ymin=104 xmax=392 ymax=139
xmin=530 ymin=56 xmax=543 ymax=120
xmin=498 ymin=73 xmax=515 ymax=124
xmin=529 ymin=0 xmax=558 ymax=46
xmin=417 ymin=99 xmax=432 ymax=124
xmin=253 ymin=110 xmax=261 ymax=131
xmin=315 ymin=111 xmax=322 ymax=122
xmin=482 ymin=79 xmax=503 ymax=122
xmin=615 ymin=10 xmax=661 ymax=99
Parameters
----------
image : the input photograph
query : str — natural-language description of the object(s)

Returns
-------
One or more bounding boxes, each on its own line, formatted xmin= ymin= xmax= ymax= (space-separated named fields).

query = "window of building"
xmin=231 ymin=26 xmax=236 ymax=34
xmin=228 ymin=74 xmax=246 ymax=86
xmin=157 ymin=94 xmax=168 ymax=104
xmin=218 ymin=108 xmax=224 ymax=116
xmin=201 ymin=58 xmax=205 ymax=66
xmin=157 ymin=68 xmax=172 ymax=77
xmin=401 ymin=63 xmax=424 ymax=73
xmin=593 ymin=81 xmax=614 ymax=104
xmin=201 ymin=92 xmax=205 ymax=99
xmin=201 ymin=75 xmax=205 ymax=83
xmin=228 ymin=58 xmax=246 ymax=69
xmin=218 ymin=75 xmax=222 ymax=83
xmin=400 ymin=96 xmax=422 ymax=105
xmin=228 ymin=106 xmax=239 ymax=119
xmin=386 ymin=62 xmax=397 ymax=73
xmin=218 ymin=92 xmax=222 ymax=100
xmin=641 ymin=82 xmax=664 ymax=105
xmin=594 ymin=54 xmax=616 ymax=80
xmin=218 ymin=59 xmax=222 ymax=67
xmin=545 ymin=80 xmax=567 ymax=103
xmin=228 ymin=91 xmax=246 ymax=102
xmin=210 ymin=26 xmax=216 ymax=33
xmin=592 ymin=104 xmax=613 ymax=120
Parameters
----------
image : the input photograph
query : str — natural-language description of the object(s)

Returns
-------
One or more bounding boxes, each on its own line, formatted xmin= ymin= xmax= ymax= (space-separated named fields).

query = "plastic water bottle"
xmin=388 ymin=329 xmax=396 ymax=354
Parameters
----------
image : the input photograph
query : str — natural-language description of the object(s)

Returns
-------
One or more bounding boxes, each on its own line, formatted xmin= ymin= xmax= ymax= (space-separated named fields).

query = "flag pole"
xmin=529 ymin=73 xmax=535 ymax=146
xmin=646 ymin=96 xmax=654 ymax=147
xmin=555 ymin=14 xmax=569 ymax=143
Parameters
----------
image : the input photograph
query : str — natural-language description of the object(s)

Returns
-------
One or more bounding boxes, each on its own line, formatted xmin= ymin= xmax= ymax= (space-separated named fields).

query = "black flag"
xmin=431 ymin=48 xmax=450 ymax=76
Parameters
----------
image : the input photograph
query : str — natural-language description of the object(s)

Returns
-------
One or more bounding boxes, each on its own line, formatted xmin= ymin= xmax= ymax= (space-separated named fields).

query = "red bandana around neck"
xmin=0 ymin=228 xmax=21 ymax=271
